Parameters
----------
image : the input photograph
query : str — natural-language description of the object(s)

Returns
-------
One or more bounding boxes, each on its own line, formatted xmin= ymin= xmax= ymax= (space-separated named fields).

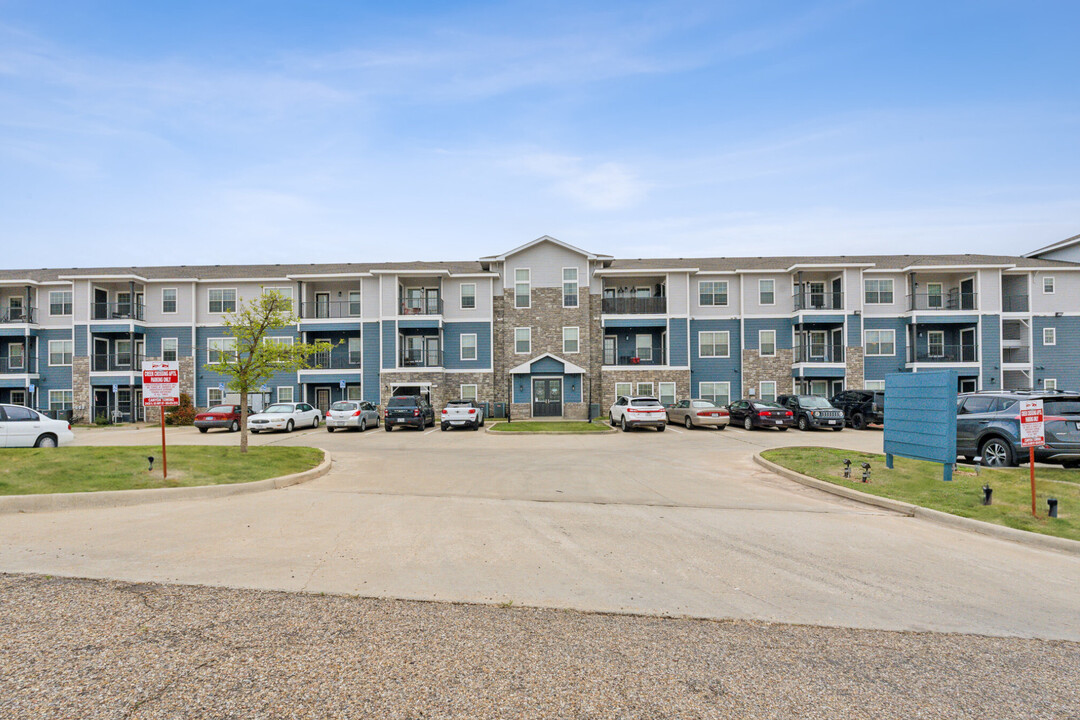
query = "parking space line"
xmin=667 ymin=427 xmax=683 ymax=434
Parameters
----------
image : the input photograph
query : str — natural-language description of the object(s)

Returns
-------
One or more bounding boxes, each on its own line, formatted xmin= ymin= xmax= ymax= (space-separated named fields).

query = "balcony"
xmin=604 ymin=342 xmax=666 ymax=366
xmin=792 ymin=344 xmax=844 ymax=364
xmin=0 ymin=306 xmax=36 ymax=324
xmin=1002 ymin=295 xmax=1029 ymax=313
xmin=1002 ymin=347 xmax=1031 ymax=364
xmin=907 ymin=292 xmax=977 ymax=312
xmin=92 ymin=353 xmax=145 ymax=372
xmin=399 ymin=296 xmax=443 ymax=316
xmin=307 ymin=349 xmax=363 ymax=369
xmin=601 ymin=297 xmax=667 ymax=314
xmin=400 ymin=346 xmax=443 ymax=368
xmin=92 ymin=302 xmax=145 ymax=321
xmin=299 ymin=300 xmax=363 ymax=319
xmin=0 ymin=354 xmax=36 ymax=374
xmin=907 ymin=345 xmax=978 ymax=363
xmin=793 ymin=291 xmax=844 ymax=311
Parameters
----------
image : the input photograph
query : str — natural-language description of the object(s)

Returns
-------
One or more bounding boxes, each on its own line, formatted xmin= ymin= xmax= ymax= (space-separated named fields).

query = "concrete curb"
xmin=753 ymin=453 xmax=1080 ymax=556
xmin=485 ymin=422 xmax=618 ymax=435
xmin=0 ymin=450 xmax=332 ymax=515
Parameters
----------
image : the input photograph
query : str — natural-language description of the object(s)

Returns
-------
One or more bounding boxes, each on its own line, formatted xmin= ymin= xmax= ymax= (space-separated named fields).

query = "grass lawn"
xmin=489 ymin=421 xmax=610 ymax=433
xmin=0 ymin=446 xmax=323 ymax=496
xmin=762 ymin=447 xmax=1080 ymax=541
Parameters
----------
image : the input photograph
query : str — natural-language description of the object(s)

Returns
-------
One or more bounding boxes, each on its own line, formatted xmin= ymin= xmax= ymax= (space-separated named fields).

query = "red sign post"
xmin=1019 ymin=399 xmax=1044 ymax=517
xmin=143 ymin=361 xmax=180 ymax=480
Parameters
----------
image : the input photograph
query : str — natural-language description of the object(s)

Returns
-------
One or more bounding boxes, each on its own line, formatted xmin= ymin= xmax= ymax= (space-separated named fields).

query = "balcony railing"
xmin=907 ymin=345 xmax=978 ymax=363
xmin=299 ymin=300 xmax=363 ymax=319
xmin=1002 ymin=347 xmax=1031 ymax=364
xmin=92 ymin=302 xmax=145 ymax=321
xmin=307 ymin=350 xmax=363 ymax=369
xmin=907 ymin=292 xmax=977 ymax=312
xmin=603 ymin=343 xmax=666 ymax=366
xmin=1002 ymin=294 xmax=1029 ymax=313
xmin=792 ymin=344 xmax=844 ymax=363
xmin=601 ymin=296 xmax=667 ymax=314
xmin=0 ymin=306 xmax=35 ymax=324
xmin=91 ymin=401 xmax=144 ymax=424
xmin=0 ymin=355 xmax=36 ymax=373
xmin=399 ymin=297 xmax=443 ymax=316
xmin=793 ymin=291 xmax=844 ymax=311
xmin=92 ymin=353 xmax=145 ymax=372
xmin=400 ymin=347 xmax=443 ymax=368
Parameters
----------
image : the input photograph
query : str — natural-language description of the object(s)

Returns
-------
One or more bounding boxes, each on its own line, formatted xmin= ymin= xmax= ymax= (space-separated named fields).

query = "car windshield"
xmin=331 ymin=402 xmax=357 ymax=411
xmin=446 ymin=400 xmax=472 ymax=407
xmin=207 ymin=406 xmax=233 ymax=413
xmin=388 ymin=397 xmax=417 ymax=407
xmin=1045 ymin=399 xmax=1080 ymax=415
xmin=798 ymin=396 xmax=833 ymax=408
xmin=264 ymin=404 xmax=294 ymax=413
xmin=631 ymin=398 xmax=662 ymax=407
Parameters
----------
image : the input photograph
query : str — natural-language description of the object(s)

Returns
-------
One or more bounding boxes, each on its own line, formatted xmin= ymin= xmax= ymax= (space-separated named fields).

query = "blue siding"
xmin=363 ymin=322 xmax=380 ymax=403
xmin=605 ymin=328 xmax=665 ymax=366
xmin=668 ymin=318 xmax=688 ymax=367
xmin=443 ymin=322 xmax=492 ymax=370
xmin=531 ymin=356 xmax=565 ymax=373
xmin=689 ymin=319 xmax=741 ymax=391
xmin=565 ymin=374 xmax=582 ymax=402
xmin=194 ymin=326 xmax=299 ymax=407
xmin=980 ymin=316 xmax=1000 ymax=390
xmin=298 ymin=321 xmax=361 ymax=332
xmin=35 ymin=328 xmax=74 ymax=402
xmin=862 ymin=317 xmax=908 ymax=383
xmin=743 ymin=318 xmax=793 ymax=350
xmin=1033 ymin=316 xmax=1080 ymax=390
xmin=884 ymin=370 xmax=958 ymax=471
xmin=143 ymin=327 xmax=193 ymax=358
xmin=602 ymin=317 xmax=667 ymax=328
xmin=74 ymin=325 xmax=87 ymax=356
xmin=512 ymin=375 xmax=529 ymax=403
xmin=304 ymin=329 xmax=361 ymax=368
xmin=381 ymin=321 xmax=396 ymax=370
xmin=847 ymin=314 xmax=861 ymax=347
xmin=511 ymin=373 xmax=580 ymax=404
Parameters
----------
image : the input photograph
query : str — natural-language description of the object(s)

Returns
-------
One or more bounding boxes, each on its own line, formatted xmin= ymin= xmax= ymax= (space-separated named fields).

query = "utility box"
xmin=884 ymin=370 xmax=958 ymax=481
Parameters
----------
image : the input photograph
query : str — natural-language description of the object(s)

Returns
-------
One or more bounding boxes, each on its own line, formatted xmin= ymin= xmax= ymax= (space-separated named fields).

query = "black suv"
xmin=778 ymin=394 xmax=845 ymax=431
xmin=383 ymin=395 xmax=435 ymax=431
xmin=829 ymin=389 xmax=885 ymax=430
xmin=957 ymin=390 xmax=1080 ymax=468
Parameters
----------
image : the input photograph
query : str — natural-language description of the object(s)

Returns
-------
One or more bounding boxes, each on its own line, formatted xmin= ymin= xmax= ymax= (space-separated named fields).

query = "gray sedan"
xmin=666 ymin=399 xmax=730 ymax=429
xmin=325 ymin=401 xmax=381 ymax=432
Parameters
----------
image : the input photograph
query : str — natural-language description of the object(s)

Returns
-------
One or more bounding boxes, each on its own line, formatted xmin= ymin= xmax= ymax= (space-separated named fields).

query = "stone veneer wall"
xmin=599 ymin=368 xmax=692 ymax=411
xmin=71 ymin=356 xmax=90 ymax=422
xmin=380 ymin=370 xmax=500 ymax=413
xmin=741 ymin=348 xmax=795 ymax=399
xmin=844 ymin=346 xmax=864 ymax=389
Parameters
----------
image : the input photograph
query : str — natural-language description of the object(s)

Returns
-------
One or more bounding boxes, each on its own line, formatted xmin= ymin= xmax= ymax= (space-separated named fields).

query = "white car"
xmin=609 ymin=395 xmax=667 ymax=432
xmin=0 ymin=404 xmax=75 ymax=447
xmin=248 ymin=402 xmax=320 ymax=433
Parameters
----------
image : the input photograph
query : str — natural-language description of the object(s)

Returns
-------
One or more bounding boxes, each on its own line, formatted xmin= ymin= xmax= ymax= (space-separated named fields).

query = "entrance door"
xmin=960 ymin=278 xmax=976 ymax=310
xmin=93 ymin=337 xmax=109 ymax=371
xmin=532 ymin=378 xmax=562 ymax=417
xmin=831 ymin=277 xmax=842 ymax=309
xmin=603 ymin=336 xmax=616 ymax=365
xmin=960 ymin=327 xmax=977 ymax=362
xmin=315 ymin=293 xmax=330 ymax=318
xmin=315 ymin=387 xmax=331 ymax=416
xmin=93 ymin=288 xmax=108 ymax=320
xmin=94 ymin=389 xmax=110 ymax=422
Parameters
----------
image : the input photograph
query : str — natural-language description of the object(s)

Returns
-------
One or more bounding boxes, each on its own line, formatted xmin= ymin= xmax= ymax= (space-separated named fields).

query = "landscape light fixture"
xmin=843 ymin=458 xmax=852 ymax=479
xmin=974 ymin=455 xmax=983 ymax=476
xmin=1048 ymin=498 xmax=1058 ymax=518
xmin=147 ymin=456 xmax=154 ymax=472
xmin=982 ymin=484 xmax=992 ymax=505
xmin=860 ymin=462 xmax=871 ymax=483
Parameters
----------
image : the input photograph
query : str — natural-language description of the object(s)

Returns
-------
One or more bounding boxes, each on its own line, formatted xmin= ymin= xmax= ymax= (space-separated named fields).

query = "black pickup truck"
xmin=383 ymin=396 xmax=435 ymax=431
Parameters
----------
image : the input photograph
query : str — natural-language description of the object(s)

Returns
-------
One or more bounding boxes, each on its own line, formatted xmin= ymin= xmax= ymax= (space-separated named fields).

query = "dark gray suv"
xmin=956 ymin=391 xmax=1080 ymax=468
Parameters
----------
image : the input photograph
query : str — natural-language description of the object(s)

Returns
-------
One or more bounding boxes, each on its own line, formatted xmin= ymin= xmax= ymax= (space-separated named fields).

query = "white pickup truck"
xmin=440 ymin=399 xmax=485 ymax=431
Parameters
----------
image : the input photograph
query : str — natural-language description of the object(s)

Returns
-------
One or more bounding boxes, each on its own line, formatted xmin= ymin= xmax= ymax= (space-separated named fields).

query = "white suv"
xmin=0 ymin=404 xmax=75 ymax=447
xmin=609 ymin=396 xmax=667 ymax=432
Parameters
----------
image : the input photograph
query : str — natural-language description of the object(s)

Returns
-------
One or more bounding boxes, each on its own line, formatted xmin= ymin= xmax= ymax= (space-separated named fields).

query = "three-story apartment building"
xmin=2 ymin=235 xmax=1078 ymax=421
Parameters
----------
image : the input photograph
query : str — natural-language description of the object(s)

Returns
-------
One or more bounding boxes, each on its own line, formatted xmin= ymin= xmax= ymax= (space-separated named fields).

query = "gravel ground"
xmin=1 ymin=574 xmax=1078 ymax=720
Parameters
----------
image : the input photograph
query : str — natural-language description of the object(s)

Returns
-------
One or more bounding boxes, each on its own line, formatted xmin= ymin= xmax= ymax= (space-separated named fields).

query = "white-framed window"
xmin=49 ymin=389 xmax=73 ymax=411
xmin=514 ymin=327 xmax=531 ymax=354
xmin=864 ymin=380 xmax=886 ymax=391
xmin=277 ymin=386 xmax=294 ymax=403
xmin=637 ymin=382 xmax=654 ymax=397
xmin=563 ymin=326 xmax=579 ymax=354
xmin=207 ymin=388 xmax=224 ymax=406
xmin=1044 ymin=378 xmax=1058 ymax=390
xmin=864 ymin=279 xmax=894 ymax=304
xmin=927 ymin=330 xmax=945 ymax=357
xmin=615 ymin=382 xmax=632 ymax=398
xmin=636 ymin=333 xmax=652 ymax=361
xmin=208 ymin=288 xmax=237 ymax=314
xmin=699 ymin=331 xmax=730 ymax=358
xmin=208 ymin=337 xmax=237 ymax=363
xmin=263 ymin=336 xmax=294 ymax=349
xmin=262 ymin=287 xmax=293 ymax=310
xmin=161 ymin=288 xmax=177 ymax=314
xmin=758 ymin=279 xmax=775 ymax=305
xmin=1043 ymin=327 xmax=1056 ymax=345
xmin=926 ymin=282 xmax=944 ymax=309
xmin=348 ymin=291 xmax=362 ymax=316
xmin=1043 ymin=276 xmax=1055 ymax=294
xmin=864 ymin=329 xmax=895 ymax=356
xmin=514 ymin=268 xmax=530 ymax=309
xmin=562 ymin=268 xmax=579 ymax=308
xmin=699 ymin=281 xmax=728 ymax=306
xmin=460 ymin=333 xmax=478 ymax=361
xmin=460 ymin=384 xmax=478 ymax=401
xmin=161 ymin=338 xmax=178 ymax=362
xmin=659 ymin=382 xmax=676 ymax=406
xmin=7 ymin=342 xmax=24 ymax=370
xmin=49 ymin=290 xmax=73 ymax=316
xmin=699 ymin=381 xmax=730 ymax=406
xmin=759 ymin=330 xmax=776 ymax=357
xmin=48 ymin=339 xmax=73 ymax=366
xmin=348 ymin=336 xmax=362 ymax=364
xmin=347 ymin=385 xmax=363 ymax=401
xmin=460 ymin=283 xmax=476 ymax=310
xmin=759 ymin=381 xmax=777 ymax=403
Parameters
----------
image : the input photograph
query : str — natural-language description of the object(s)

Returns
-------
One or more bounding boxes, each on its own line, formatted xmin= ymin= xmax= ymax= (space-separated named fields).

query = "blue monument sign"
xmin=884 ymin=370 xmax=958 ymax=481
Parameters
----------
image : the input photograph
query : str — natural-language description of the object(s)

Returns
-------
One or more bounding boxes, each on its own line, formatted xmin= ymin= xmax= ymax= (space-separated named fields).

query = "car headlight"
xmin=812 ymin=411 xmax=819 ymax=418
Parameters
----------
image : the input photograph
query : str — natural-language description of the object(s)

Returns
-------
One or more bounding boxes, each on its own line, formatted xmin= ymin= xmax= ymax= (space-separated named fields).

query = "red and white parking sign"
xmin=1019 ymin=399 xmax=1044 ymax=448
xmin=142 ymin=361 xmax=180 ymax=407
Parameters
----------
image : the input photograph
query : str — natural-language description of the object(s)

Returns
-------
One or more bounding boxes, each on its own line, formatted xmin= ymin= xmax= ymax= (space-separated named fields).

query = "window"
xmin=161 ymin=338 xmax=178 ymax=362
xmin=864 ymin=380 xmax=886 ymax=391
xmin=636 ymin=333 xmax=653 ymax=361
xmin=759 ymin=279 xmax=775 ymax=305
xmin=277 ymin=386 xmax=294 ymax=403
xmin=48 ymin=339 xmax=73 ymax=366
xmin=759 ymin=381 xmax=777 ymax=403
xmin=562 ymin=268 xmax=579 ymax=307
xmin=162 ymin=288 xmax=177 ymax=314
xmin=514 ymin=327 xmax=531 ymax=354
xmin=8 ymin=343 xmax=24 ymax=369
xmin=49 ymin=291 xmax=73 ymax=316
xmin=699 ymin=331 xmax=729 ymax=358
xmin=49 ymin=389 xmax=73 ymax=411
xmin=460 ymin=283 xmax=476 ymax=310
xmin=347 ymin=385 xmax=363 ymax=401
xmin=262 ymin=287 xmax=292 ymax=311
xmin=348 ymin=337 xmax=362 ymax=364
xmin=637 ymin=382 xmax=654 ymax=397
xmin=699 ymin=381 xmax=730 ymax=406
xmin=759 ymin=330 xmax=776 ymax=357
xmin=563 ymin=327 xmax=579 ymax=354
xmin=615 ymin=382 xmax=632 ymax=398
xmin=207 ymin=388 xmax=223 ymax=407
xmin=1045 ymin=378 xmax=1058 ymax=390
xmin=460 ymin=333 xmax=478 ymax=361
xmin=958 ymin=396 xmax=996 ymax=415
xmin=864 ymin=279 xmax=894 ymax=304
xmin=460 ymin=384 xmax=478 ymax=401
xmin=514 ymin=269 xmax=530 ymax=308
xmin=263 ymin=336 xmax=293 ymax=353
xmin=927 ymin=330 xmax=945 ymax=357
xmin=659 ymin=382 xmax=676 ymax=406
xmin=1043 ymin=327 xmax=1056 ymax=345
xmin=209 ymin=289 xmax=237 ymax=313
xmin=699 ymin=281 xmax=728 ymax=306
xmin=348 ymin=291 xmax=362 ymax=316
xmin=1043 ymin=276 xmax=1055 ymax=294
xmin=865 ymin=330 xmax=895 ymax=356
xmin=208 ymin=337 xmax=237 ymax=363
xmin=926 ymin=283 xmax=943 ymax=309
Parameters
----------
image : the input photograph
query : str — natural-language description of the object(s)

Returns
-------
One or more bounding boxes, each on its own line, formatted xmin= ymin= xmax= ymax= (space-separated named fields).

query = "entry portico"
xmin=509 ymin=353 xmax=587 ymax=419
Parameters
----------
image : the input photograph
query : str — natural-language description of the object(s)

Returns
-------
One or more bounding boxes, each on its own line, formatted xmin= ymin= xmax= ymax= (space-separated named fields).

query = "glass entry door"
xmin=532 ymin=378 xmax=562 ymax=417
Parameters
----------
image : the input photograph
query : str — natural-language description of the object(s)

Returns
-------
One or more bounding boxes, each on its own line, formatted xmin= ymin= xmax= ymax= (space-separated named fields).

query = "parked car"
xmin=957 ymin=391 xmax=1080 ymax=468
xmin=0 ymin=403 xmax=75 ymax=447
xmin=384 ymin=395 xmax=435 ymax=431
xmin=777 ymin=395 xmax=845 ymax=432
xmin=609 ymin=396 xmax=667 ymax=432
xmin=829 ymin=389 xmax=885 ymax=430
xmin=325 ymin=401 xmax=380 ymax=432
xmin=666 ymin=399 xmax=729 ymax=430
xmin=727 ymin=399 xmax=794 ymax=431
xmin=248 ymin=402 xmax=320 ymax=433
xmin=194 ymin=405 xmax=251 ymax=433
xmin=441 ymin=399 xmax=485 ymax=431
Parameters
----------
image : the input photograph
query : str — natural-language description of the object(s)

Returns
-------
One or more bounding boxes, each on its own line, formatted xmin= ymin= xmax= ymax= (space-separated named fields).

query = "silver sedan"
xmin=325 ymin=401 xmax=381 ymax=432
xmin=666 ymin=399 xmax=730 ymax=429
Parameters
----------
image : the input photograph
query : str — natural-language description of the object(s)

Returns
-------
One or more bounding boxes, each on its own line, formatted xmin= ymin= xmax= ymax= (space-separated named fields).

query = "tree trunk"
xmin=239 ymin=389 xmax=249 ymax=454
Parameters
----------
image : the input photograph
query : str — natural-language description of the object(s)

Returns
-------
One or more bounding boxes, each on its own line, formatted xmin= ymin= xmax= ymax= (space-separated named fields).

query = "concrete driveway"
xmin=3 ymin=421 xmax=1079 ymax=640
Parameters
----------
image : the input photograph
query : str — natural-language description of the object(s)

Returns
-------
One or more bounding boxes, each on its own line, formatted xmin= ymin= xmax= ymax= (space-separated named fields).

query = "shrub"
xmin=165 ymin=393 xmax=197 ymax=426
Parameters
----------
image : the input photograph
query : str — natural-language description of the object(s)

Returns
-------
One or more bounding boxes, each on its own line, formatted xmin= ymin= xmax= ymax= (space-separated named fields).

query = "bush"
xmin=94 ymin=413 xmax=110 ymax=426
xmin=165 ymin=393 xmax=197 ymax=426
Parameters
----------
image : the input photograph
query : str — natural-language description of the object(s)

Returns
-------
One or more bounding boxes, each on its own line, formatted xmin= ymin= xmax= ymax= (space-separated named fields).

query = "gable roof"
xmin=508 ymin=352 xmax=588 ymax=376
xmin=1025 ymin=232 xmax=1080 ymax=259
xmin=479 ymin=235 xmax=613 ymax=263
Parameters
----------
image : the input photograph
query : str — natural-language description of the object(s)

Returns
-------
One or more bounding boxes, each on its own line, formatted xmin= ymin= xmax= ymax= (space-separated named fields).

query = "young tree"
xmin=204 ymin=289 xmax=336 ymax=453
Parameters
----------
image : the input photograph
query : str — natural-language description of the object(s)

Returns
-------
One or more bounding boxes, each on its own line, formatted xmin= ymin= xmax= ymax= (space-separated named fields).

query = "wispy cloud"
xmin=509 ymin=152 xmax=649 ymax=211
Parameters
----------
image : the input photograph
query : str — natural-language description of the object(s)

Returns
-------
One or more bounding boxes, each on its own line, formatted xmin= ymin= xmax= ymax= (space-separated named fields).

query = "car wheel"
xmin=684 ymin=416 xmax=693 ymax=430
xmin=312 ymin=416 xmax=320 ymax=428
xmin=360 ymin=419 xmax=367 ymax=432
xmin=230 ymin=420 xmax=239 ymax=433
xmin=327 ymin=427 xmax=334 ymax=433
xmin=743 ymin=417 xmax=753 ymax=431
xmin=851 ymin=413 xmax=866 ymax=430
xmin=621 ymin=416 xmax=630 ymax=432
xmin=777 ymin=427 xmax=789 ymax=432
xmin=251 ymin=429 xmax=260 ymax=434
xmin=716 ymin=424 xmax=725 ymax=431
xmin=832 ymin=427 xmax=843 ymax=432
xmin=980 ymin=437 xmax=1014 ymax=468
xmin=1063 ymin=461 xmax=1080 ymax=469
xmin=34 ymin=434 xmax=58 ymax=448
xmin=384 ymin=425 xmax=392 ymax=432
xmin=286 ymin=420 xmax=294 ymax=433
xmin=797 ymin=416 xmax=809 ymax=431
xmin=441 ymin=423 xmax=448 ymax=431
xmin=472 ymin=422 xmax=480 ymax=431
xmin=198 ymin=427 xmax=208 ymax=434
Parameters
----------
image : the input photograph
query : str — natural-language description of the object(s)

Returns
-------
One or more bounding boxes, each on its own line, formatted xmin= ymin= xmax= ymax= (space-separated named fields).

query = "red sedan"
xmin=194 ymin=405 xmax=251 ymax=433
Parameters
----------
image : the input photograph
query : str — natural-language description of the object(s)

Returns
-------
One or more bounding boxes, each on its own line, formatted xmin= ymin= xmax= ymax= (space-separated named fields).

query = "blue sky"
xmin=1 ymin=1 xmax=1078 ymax=267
